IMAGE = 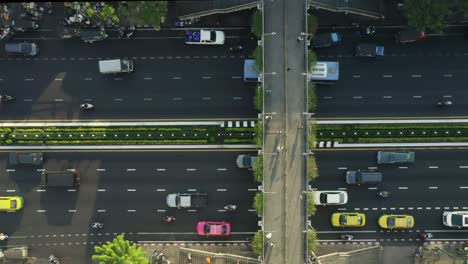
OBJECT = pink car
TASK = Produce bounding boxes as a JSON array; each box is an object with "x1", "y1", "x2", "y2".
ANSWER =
[{"x1": 197, "y1": 221, "x2": 231, "y2": 236}]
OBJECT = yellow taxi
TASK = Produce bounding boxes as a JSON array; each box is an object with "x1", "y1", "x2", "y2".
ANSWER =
[
  {"x1": 331, "y1": 212, "x2": 366, "y2": 227},
  {"x1": 378, "y1": 214, "x2": 414, "y2": 229},
  {"x1": 0, "y1": 196, "x2": 24, "y2": 211}
]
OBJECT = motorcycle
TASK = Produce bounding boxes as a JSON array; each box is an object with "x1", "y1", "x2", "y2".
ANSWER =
[
  {"x1": 224, "y1": 204, "x2": 238, "y2": 211},
  {"x1": 80, "y1": 103, "x2": 94, "y2": 110},
  {"x1": 420, "y1": 232, "x2": 433, "y2": 239}
]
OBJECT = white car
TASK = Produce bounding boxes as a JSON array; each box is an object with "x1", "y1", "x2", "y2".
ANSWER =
[
  {"x1": 185, "y1": 30, "x2": 225, "y2": 45},
  {"x1": 313, "y1": 190, "x2": 348, "y2": 205},
  {"x1": 443, "y1": 211, "x2": 468, "y2": 228}
]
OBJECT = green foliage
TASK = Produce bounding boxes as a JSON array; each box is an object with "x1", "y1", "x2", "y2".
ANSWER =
[
  {"x1": 251, "y1": 10, "x2": 263, "y2": 38},
  {"x1": 308, "y1": 82, "x2": 317, "y2": 112},
  {"x1": 253, "y1": 46, "x2": 263, "y2": 72},
  {"x1": 5, "y1": 139, "x2": 12, "y2": 145},
  {"x1": 404, "y1": 0, "x2": 451, "y2": 32},
  {"x1": 307, "y1": 14, "x2": 318, "y2": 35},
  {"x1": 307, "y1": 192, "x2": 317, "y2": 216},
  {"x1": 253, "y1": 192, "x2": 263, "y2": 216},
  {"x1": 308, "y1": 228, "x2": 318, "y2": 252},
  {"x1": 309, "y1": 120, "x2": 317, "y2": 150},
  {"x1": 254, "y1": 120, "x2": 263, "y2": 147},
  {"x1": 92, "y1": 234, "x2": 149, "y2": 264},
  {"x1": 252, "y1": 155, "x2": 263, "y2": 183},
  {"x1": 252, "y1": 230, "x2": 263, "y2": 256},
  {"x1": 254, "y1": 84, "x2": 263, "y2": 112},
  {"x1": 120, "y1": 1, "x2": 167, "y2": 30},
  {"x1": 308, "y1": 156, "x2": 318, "y2": 182},
  {"x1": 307, "y1": 50, "x2": 317, "y2": 73}
]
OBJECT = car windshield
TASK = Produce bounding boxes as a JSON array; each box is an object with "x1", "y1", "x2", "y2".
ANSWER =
[
  {"x1": 339, "y1": 215, "x2": 347, "y2": 225},
  {"x1": 204, "y1": 224, "x2": 211, "y2": 234},
  {"x1": 10, "y1": 200, "x2": 16, "y2": 209},
  {"x1": 221, "y1": 225, "x2": 227, "y2": 234},
  {"x1": 319, "y1": 193, "x2": 328, "y2": 203},
  {"x1": 451, "y1": 215, "x2": 463, "y2": 226},
  {"x1": 387, "y1": 217, "x2": 395, "y2": 227},
  {"x1": 210, "y1": 31, "x2": 216, "y2": 41}
]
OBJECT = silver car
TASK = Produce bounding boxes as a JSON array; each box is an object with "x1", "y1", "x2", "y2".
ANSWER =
[
  {"x1": 236, "y1": 155, "x2": 257, "y2": 169},
  {"x1": 9, "y1": 152, "x2": 43, "y2": 165},
  {"x1": 377, "y1": 151, "x2": 415, "y2": 164}
]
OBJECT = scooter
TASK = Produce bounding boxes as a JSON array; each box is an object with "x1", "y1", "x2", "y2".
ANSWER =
[
  {"x1": 49, "y1": 254, "x2": 60, "y2": 264},
  {"x1": 0, "y1": 94, "x2": 14, "y2": 102},
  {"x1": 80, "y1": 103, "x2": 94, "y2": 110},
  {"x1": 376, "y1": 191, "x2": 390, "y2": 198},
  {"x1": 0, "y1": 233, "x2": 8, "y2": 240}
]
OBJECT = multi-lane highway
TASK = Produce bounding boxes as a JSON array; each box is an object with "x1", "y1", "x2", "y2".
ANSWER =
[
  {"x1": 0, "y1": 32, "x2": 258, "y2": 120},
  {"x1": 0, "y1": 151, "x2": 258, "y2": 262},
  {"x1": 315, "y1": 33, "x2": 468, "y2": 118},
  {"x1": 312, "y1": 149, "x2": 468, "y2": 243}
]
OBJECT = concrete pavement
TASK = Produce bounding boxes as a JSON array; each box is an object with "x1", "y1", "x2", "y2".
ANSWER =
[{"x1": 262, "y1": 0, "x2": 308, "y2": 263}]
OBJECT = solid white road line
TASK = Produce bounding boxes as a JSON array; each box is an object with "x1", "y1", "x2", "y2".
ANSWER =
[
  {"x1": 428, "y1": 166, "x2": 439, "y2": 169},
  {"x1": 428, "y1": 187, "x2": 438, "y2": 189}
]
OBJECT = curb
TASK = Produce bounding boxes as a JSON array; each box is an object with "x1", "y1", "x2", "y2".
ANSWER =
[
  {"x1": 139, "y1": 241, "x2": 250, "y2": 246},
  {"x1": 0, "y1": 145, "x2": 258, "y2": 150},
  {"x1": 316, "y1": 142, "x2": 468, "y2": 148}
]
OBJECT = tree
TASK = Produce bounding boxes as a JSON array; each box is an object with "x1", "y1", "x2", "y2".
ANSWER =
[
  {"x1": 307, "y1": 192, "x2": 317, "y2": 216},
  {"x1": 307, "y1": 14, "x2": 318, "y2": 35},
  {"x1": 253, "y1": 84, "x2": 263, "y2": 112},
  {"x1": 308, "y1": 155, "x2": 318, "y2": 181},
  {"x1": 404, "y1": 0, "x2": 451, "y2": 32},
  {"x1": 253, "y1": 192, "x2": 263, "y2": 216},
  {"x1": 252, "y1": 155, "x2": 263, "y2": 183},
  {"x1": 308, "y1": 228, "x2": 318, "y2": 252},
  {"x1": 92, "y1": 234, "x2": 149, "y2": 264},
  {"x1": 252, "y1": 230, "x2": 263, "y2": 256},
  {"x1": 254, "y1": 120, "x2": 263, "y2": 147},
  {"x1": 119, "y1": 1, "x2": 167, "y2": 30},
  {"x1": 253, "y1": 46, "x2": 263, "y2": 72},
  {"x1": 251, "y1": 10, "x2": 263, "y2": 38}
]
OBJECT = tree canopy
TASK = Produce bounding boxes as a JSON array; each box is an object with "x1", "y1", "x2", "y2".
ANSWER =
[{"x1": 92, "y1": 234, "x2": 149, "y2": 264}]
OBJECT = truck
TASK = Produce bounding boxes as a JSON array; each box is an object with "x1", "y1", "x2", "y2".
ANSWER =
[
  {"x1": 166, "y1": 193, "x2": 208, "y2": 208},
  {"x1": 310, "y1": 32, "x2": 341, "y2": 48},
  {"x1": 355, "y1": 43, "x2": 384, "y2": 58},
  {"x1": 185, "y1": 30, "x2": 225, "y2": 45},
  {"x1": 98, "y1": 59, "x2": 133, "y2": 74}
]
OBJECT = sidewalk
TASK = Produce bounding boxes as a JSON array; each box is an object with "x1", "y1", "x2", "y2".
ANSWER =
[{"x1": 139, "y1": 243, "x2": 259, "y2": 264}]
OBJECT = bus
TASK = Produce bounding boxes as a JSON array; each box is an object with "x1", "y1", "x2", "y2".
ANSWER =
[{"x1": 309, "y1": 61, "x2": 339, "y2": 84}]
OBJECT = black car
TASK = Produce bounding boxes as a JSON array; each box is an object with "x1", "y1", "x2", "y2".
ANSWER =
[{"x1": 9, "y1": 152, "x2": 43, "y2": 165}]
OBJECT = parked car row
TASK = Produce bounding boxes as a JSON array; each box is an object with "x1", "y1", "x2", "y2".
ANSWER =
[{"x1": 331, "y1": 211, "x2": 468, "y2": 228}]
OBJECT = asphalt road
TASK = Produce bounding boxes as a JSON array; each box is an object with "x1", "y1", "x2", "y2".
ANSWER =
[
  {"x1": 0, "y1": 31, "x2": 258, "y2": 120},
  {"x1": 311, "y1": 149, "x2": 468, "y2": 244},
  {"x1": 0, "y1": 151, "x2": 258, "y2": 263},
  {"x1": 314, "y1": 31, "x2": 468, "y2": 118}
]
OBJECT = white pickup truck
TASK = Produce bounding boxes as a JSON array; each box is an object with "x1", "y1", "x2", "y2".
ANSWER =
[
  {"x1": 185, "y1": 30, "x2": 225, "y2": 45},
  {"x1": 166, "y1": 193, "x2": 208, "y2": 209}
]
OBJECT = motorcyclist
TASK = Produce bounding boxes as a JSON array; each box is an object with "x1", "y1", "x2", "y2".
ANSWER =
[
  {"x1": 163, "y1": 216, "x2": 175, "y2": 223},
  {"x1": 436, "y1": 100, "x2": 452, "y2": 107},
  {"x1": 377, "y1": 191, "x2": 390, "y2": 197},
  {"x1": 90, "y1": 222, "x2": 103, "y2": 229},
  {"x1": 224, "y1": 204, "x2": 238, "y2": 211},
  {"x1": 0, "y1": 233, "x2": 8, "y2": 240},
  {"x1": 49, "y1": 254, "x2": 59, "y2": 264},
  {"x1": 420, "y1": 232, "x2": 433, "y2": 239},
  {"x1": 229, "y1": 45, "x2": 243, "y2": 52},
  {"x1": 80, "y1": 103, "x2": 94, "y2": 109},
  {"x1": 0, "y1": 94, "x2": 14, "y2": 102},
  {"x1": 340, "y1": 234, "x2": 353, "y2": 240}
]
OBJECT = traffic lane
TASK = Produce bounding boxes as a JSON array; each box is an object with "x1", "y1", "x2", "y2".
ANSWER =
[
  {"x1": 11, "y1": 31, "x2": 255, "y2": 58},
  {"x1": 316, "y1": 96, "x2": 468, "y2": 117},
  {"x1": 0, "y1": 55, "x2": 247, "y2": 77},
  {"x1": 0, "y1": 81, "x2": 256, "y2": 119},
  {"x1": 318, "y1": 75, "x2": 468, "y2": 97}
]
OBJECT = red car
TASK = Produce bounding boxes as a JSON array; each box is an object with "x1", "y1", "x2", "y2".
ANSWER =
[{"x1": 197, "y1": 221, "x2": 231, "y2": 236}]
